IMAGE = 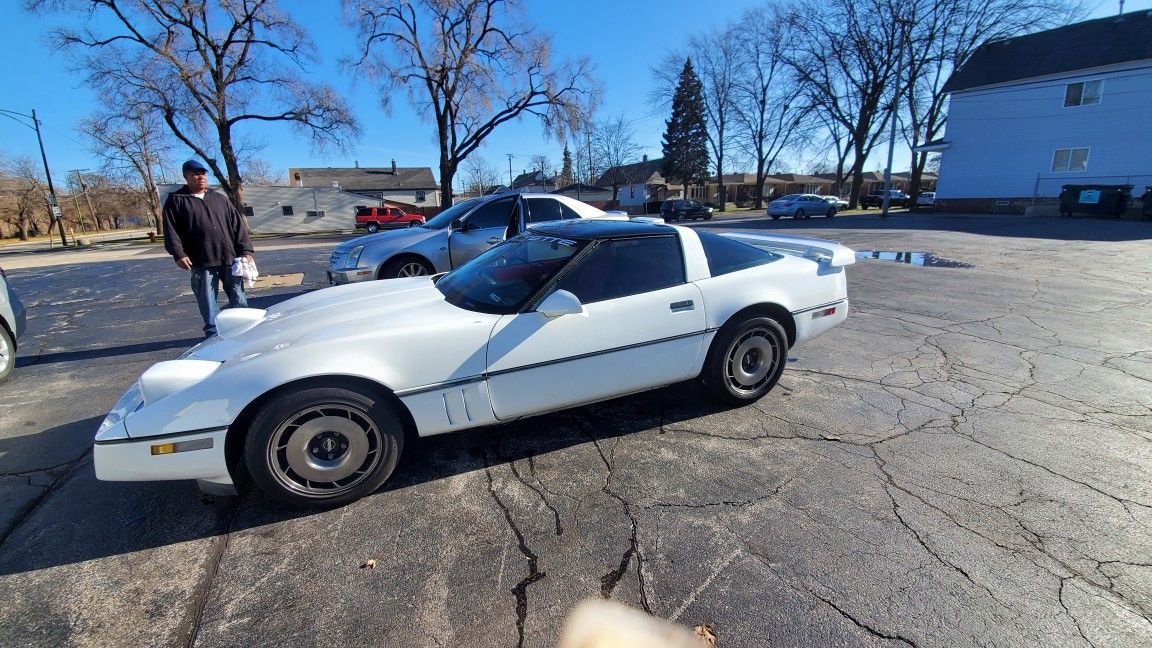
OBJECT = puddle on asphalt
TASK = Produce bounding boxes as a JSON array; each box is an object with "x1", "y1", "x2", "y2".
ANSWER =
[{"x1": 855, "y1": 250, "x2": 974, "y2": 268}]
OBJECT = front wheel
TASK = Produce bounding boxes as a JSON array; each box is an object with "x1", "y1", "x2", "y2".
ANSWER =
[
  {"x1": 366, "y1": 223, "x2": 379, "y2": 233},
  {"x1": 794, "y1": 209, "x2": 806, "y2": 219},
  {"x1": 701, "y1": 316, "x2": 789, "y2": 405},
  {"x1": 408, "y1": 220, "x2": 424, "y2": 228},
  {"x1": 244, "y1": 383, "x2": 404, "y2": 507},
  {"x1": 380, "y1": 256, "x2": 433, "y2": 279},
  {"x1": 826, "y1": 207, "x2": 836, "y2": 218},
  {"x1": 770, "y1": 214, "x2": 780, "y2": 220},
  {"x1": 0, "y1": 325, "x2": 14, "y2": 383}
]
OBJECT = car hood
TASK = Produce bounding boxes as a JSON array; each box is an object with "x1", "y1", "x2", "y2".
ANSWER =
[
  {"x1": 335, "y1": 226, "x2": 442, "y2": 252},
  {"x1": 186, "y1": 278, "x2": 462, "y2": 362}
]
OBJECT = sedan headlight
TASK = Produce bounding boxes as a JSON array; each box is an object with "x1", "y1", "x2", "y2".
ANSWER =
[
  {"x1": 139, "y1": 359, "x2": 222, "y2": 405},
  {"x1": 346, "y1": 245, "x2": 365, "y2": 268}
]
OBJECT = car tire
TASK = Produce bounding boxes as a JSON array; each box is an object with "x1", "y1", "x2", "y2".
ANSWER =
[
  {"x1": 701, "y1": 316, "x2": 789, "y2": 405},
  {"x1": 771, "y1": 214, "x2": 780, "y2": 220},
  {"x1": 408, "y1": 220, "x2": 424, "y2": 227},
  {"x1": 795, "y1": 209, "x2": 806, "y2": 219},
  {"x1": 366, "y1": 223, "x2": 379, "y2": 233},
  {"x1": 244, "y1": 382, "x2": 404, "y2": 507},
  {"x1": 704, "y1": 214, "x2": 713, "y2": 221},
  {"x1": 826, "y1": 207, "x2": 836, "y2": 218},
  {"x1": 380, "y1": 256, "x2": 433, "y2": 279},
  {"x1": 0, "y1": 325, "x2": 14, "y2": 383}
]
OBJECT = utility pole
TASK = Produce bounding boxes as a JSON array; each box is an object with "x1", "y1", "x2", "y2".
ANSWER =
[
  {"x1": 881, "y1": 19, "x2": 912, "y2": 220},
  {"x1": 506, "y1": 153, "x2": 514, "y2": 187}
]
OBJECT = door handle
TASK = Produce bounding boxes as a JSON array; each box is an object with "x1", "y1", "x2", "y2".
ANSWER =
[
  {"x1": 486, "y1": 237, "x2": 501, "y2": 244},
  {"x1": 670, "y1": 300, "x2": 694, "y2": 312}
]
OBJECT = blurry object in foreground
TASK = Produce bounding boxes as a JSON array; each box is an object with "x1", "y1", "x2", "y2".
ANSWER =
[{"x1": 558, "y1": 599, "x2": 711, "y2": 648}]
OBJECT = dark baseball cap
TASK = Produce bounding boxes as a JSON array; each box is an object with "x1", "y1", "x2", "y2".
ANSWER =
[{"x1": 182, "y1": 159, "x2": 208, "y2": 173}]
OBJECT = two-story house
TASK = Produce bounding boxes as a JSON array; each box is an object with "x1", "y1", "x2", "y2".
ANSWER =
[{"x1": 932, "y1": 12, "x2": 1152, "y2": 213}]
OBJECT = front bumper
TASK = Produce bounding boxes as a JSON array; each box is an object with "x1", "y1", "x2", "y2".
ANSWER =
[
  {"x1": 327, "y1": 267, "x2": 376, "y2": 285},
  {"x1": 94, "y1": 419, "x2": 231, "y2": 484}
]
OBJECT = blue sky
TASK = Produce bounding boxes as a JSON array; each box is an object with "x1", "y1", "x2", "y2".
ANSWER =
[{"x1": 1, "y1": 0, "x2": 1145, "y2": 190}]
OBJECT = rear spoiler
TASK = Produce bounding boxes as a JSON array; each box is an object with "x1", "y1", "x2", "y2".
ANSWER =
[{"x1": 720, "y1": 232, "x2": 856, "y2": 267}]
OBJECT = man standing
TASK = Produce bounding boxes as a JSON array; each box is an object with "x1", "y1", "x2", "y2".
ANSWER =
[{"x1": 163, "y1": 159, "x2": 255, "y2": 337}]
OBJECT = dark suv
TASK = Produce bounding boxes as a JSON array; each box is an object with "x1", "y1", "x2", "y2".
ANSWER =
[{"x1": 659, "y1": 199, "x2": 714, "y2": 222}]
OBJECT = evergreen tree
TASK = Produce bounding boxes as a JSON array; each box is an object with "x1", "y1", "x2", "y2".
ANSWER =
[
  {"x1": 560, "y1": 146, "x2": 574, "y2": 187},
  {"x1": 661, "y1": 58, "x2": 710, "y2": 198}
]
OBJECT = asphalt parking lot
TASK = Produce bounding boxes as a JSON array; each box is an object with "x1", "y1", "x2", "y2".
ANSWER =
[{"x1": 1, "y1": 212, "x2": 1150, "y2": 647}]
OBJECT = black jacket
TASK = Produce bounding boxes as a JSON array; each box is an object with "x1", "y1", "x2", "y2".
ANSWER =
[{"x1": 163, "y1": 187, "x2": 254, "y2": 267}]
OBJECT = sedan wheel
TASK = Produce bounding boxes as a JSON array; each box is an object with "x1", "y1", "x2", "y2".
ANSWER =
[
  {"x1": 795, "y1": 208, "x2": 806, "y2": 219},
  {"x1": 381, "y1": 257, "x2": 433, "y2": 279},
  {"x1": 826, "y1": 207, "x2": 837, "y2": 218},
  {"x1": 770, "y1": 214, "x2": 780, "y2": 220},
  {"x1": 0, "y1": 325, "x2": 13, "y2": 383},
  {"x1": 245, "y1": 383, "x2": 403, "y2": 507},
  {"x1": 702, "y1": 316, "x2": 788, "y2": 405}
]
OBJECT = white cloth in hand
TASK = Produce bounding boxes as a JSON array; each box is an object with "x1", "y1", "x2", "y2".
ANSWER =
[{"x1": 231, "y1": 257, "x2": 259, "y2": 289}]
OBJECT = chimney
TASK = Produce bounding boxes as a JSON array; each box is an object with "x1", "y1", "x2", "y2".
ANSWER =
[
  {"x1": 391, "y1": 159, "x2": 397, "y2": 174},
  {"x1": 642, "y1": 154, "x2": 648, "y2": 162},
  {"x1": 355, "y1": 160, "x2": 359, "y2": 168}
]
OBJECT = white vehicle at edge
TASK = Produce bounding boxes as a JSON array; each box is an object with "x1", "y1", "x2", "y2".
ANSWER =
[
  {"x1": 95, "y1": 220, "x2": 855, "y2": 507},
  {"x1": 327, "y1": 192, "x2": 610, "y2": 284}
]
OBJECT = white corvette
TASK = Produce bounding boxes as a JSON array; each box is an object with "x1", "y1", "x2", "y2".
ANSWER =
[{"x1": 95, "y1": 219, "x2": 855, "y2": 506}]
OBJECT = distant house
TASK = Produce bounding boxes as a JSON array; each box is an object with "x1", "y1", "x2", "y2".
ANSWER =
[
  {"x1": 287, "y1": 161, "x2": 441, "y2": 208},
  {"x1": 552, "y1": 183, "x2": 613, "y2": 203},
  {"x1": 510, "y1": 170, "x2": 557, "y2": 193},
  {"x1": 932, "y1": 12, "x2": 1152, "y2": 213},
  {"x1": 594, "y1": 158, "x2": 670, "y2": 207},
  {"x1": 158, "y1": 185, "x2": 379, "y2": 234}
]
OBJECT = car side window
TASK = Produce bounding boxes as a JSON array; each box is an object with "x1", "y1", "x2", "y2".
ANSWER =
[
  {"x1": 555, "y1": 236, "x2": 684, "y2": 304},
  {"x1": 525, "y1": 198, "x2": 564, "y2": 223},
  {"x1": 464, "y1": 197, "x2": 515, "y2": 231}
]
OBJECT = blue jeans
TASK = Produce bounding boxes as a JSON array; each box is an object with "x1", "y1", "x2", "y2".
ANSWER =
[{"x1": 191, "y1": 265, "x2": 247, "y2": 336}]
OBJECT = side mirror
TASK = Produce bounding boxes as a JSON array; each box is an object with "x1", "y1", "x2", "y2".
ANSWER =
[
  {"x1": 450, "y1": 218, "x2": 465, "y2": 231},
  {"x1": 536, "y1": 289, "x2": 583, "y2": 318}
]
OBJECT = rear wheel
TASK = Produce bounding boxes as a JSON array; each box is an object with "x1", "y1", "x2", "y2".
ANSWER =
[
  {"x1": 0, "y1": 325, "x2": 14, "y2": 383},
  {"x1": 771, "y1": 214, "x2": 780, "y2": 220},
  {"x1": 244, "y1": 383, "x2": 404, "y2": 507},
  {"x1": 701, "y1": 316, "x2": 789, "y2": 405},
  {"x1": 795, "y1": 208, "x2": 806, "y2": 219},
  {"x1": 408, "y1": 220, "x2": 424, "y2": 227},
  {"x1": 366, "y1": 223, "x2": 379, "y2": 233},
  {"x1": 380, "y1": 256, "x2": 433, "y2": 279}
]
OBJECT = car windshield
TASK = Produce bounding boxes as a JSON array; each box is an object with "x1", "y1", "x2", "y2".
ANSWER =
[
  {"x1": 422, "y1": 198, "x2": 483, "y2": 229},
  {"x1": 436, "y1": 233, "x2": 587, "y2": 314}
]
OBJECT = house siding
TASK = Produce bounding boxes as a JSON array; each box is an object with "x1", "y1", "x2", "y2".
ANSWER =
[{"x1": 937, "y1": 62, "x2": 1152, "y2": 205}]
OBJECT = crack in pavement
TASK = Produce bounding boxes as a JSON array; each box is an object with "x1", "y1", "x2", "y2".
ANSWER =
[
  {"x1": 482, "y1": 452, "x2": 545, "y2": 648},
  {"x1": 0, "y1": 448, "x2": 92, "y2": 549},
  {"x1": 183, "y1": 498, "x2": 242, "y2": 648}
]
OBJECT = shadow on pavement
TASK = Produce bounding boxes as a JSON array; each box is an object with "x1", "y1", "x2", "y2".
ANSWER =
[{"x1": 0, "y1": 382, "x2": 726, "y2": 576}]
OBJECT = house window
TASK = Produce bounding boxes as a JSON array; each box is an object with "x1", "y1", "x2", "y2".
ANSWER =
[
  {"x1": 1064, "y1": 80, "x2": 1102, "y2": 107},
  {"x1": 281, "y1": 205, "x2": 294, "y2": 215},
  {"x1": 1052, "y1": 148, "x2": 1090, "y2": 172},
  {"x1": 242, "y1": 206, "x2": 254, "y2": 217},
  {"x1": 414, "y1": 191, "x2": 426, "y2": 203}
]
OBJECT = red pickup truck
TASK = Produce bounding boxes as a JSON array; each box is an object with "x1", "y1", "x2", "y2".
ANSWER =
[{"x1": 355, "y1": 206, "x2": 426, "y2": 233}]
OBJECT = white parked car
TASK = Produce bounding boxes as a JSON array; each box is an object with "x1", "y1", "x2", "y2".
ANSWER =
[
  {"x1": 767, "y1": 194, "x2": 838, "y2": 219},
  {"x1": 916, "y1": 192, "x2": 936, "y2": 209},
  {"x1": 95, "y1": 220, "x2": 855, "y2": 507},
  {"x1": 819, "y1": 195, "x2": 849, "y2": 211},
  {"x1": 328, "y1": 192, "x2": 608, "y2": 283},
  {"x1": 0, "y1": 266, "x2": 27, "y2": 382}
]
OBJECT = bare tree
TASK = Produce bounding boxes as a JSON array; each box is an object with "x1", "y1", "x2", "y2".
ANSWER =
[
  {"x1": 529, "y1": 155, "x2": 554, "y2": 189},
  {"x1": 34, "y1": 0, "x2": 358, "y2": 208},
  {"x1": 80, "y1": 107, "x2": 173, "y2": 231},
  {"x1": 242, "y1": 159, "x2": 287, "y2": 186},
  {"x1": 0, "y1": 155, "x2": 51, "y2": 240},
  {"x1": 463, "y1": 155, "x2": 501, "y2": 196},
  {"x1": 591, "y1": 115, "x2": 642, "y2": 201},
  {"x1": 784, "y1": 0, "x2": 904, "y2": 208},
  {"x1": 731, "y1": 6, "x2": 809, "y2": 208},
  {"x1": 347, "y1": 0, "x2": 597, "y2": 207}
]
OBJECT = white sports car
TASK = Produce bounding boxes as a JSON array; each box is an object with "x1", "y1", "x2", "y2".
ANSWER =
[{"x1": 95, "y1": 220, "x2": 855, "y2": 507}]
